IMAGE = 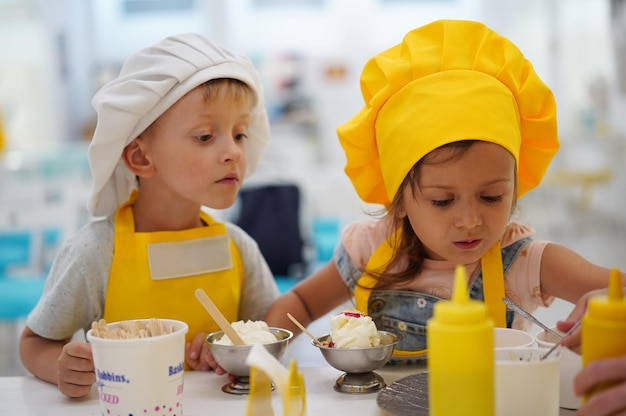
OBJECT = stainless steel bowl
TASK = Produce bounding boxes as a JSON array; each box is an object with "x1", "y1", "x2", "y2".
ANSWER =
[
  {"x1": 206, "y1": 327, "x2": 293, "y2": 377},
  {"x1": 314, "y1": 331, "x2": 400, "y2": 373}
]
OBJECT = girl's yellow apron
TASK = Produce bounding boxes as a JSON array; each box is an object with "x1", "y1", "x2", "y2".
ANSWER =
[{"x1": 103, "y1": 195, "x2": 245, "y2": 350}]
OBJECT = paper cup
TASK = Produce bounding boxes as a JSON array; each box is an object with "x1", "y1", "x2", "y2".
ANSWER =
[
  {"x1": 87, "y1": 319, "x2": 189, "y2": 416},
  {"x1": 495, "y1": 347, "x2": 560, "y2": 416},
  {"x1": 535, "y1": 327, "x2": 583, "y2": 410},
  {"x1": 494, "y1": 327, "x2": 534, "y2": 349}
]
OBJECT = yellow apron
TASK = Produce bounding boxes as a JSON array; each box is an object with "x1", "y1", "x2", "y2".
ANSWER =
[
  {"x1": 354, "y1": 227, "x2": 506, "y2": 357},
  {"x1": 0, "y1": 109, "x2": 6, "y2": 154},
  {"x1": 104, "y1": 194, "x2": 245, "y2": 348}
]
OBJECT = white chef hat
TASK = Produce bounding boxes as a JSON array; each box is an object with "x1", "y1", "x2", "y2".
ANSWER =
[{"x1": 87, "y1": 33, "x2": 270, "y2": 217}]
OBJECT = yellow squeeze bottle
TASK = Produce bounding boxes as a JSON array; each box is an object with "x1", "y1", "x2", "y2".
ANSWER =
[
  {"x1": 582, "y1": 268, "x2": 626, "y2": 401},
  {"x1": 427, "y1": 264, "x2": 495, "y2": 416}
]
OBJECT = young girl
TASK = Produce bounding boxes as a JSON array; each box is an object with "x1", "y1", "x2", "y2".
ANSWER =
[
  {"x1": 265, "y1": 19, "x2": 625, "y2": 359},
  {"x1": 20, "y1": 33, "x2": 279, "y2": 397}
]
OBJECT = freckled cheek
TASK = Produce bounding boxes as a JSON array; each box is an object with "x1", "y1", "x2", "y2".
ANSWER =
[{"x1": 172, "y1": 160, "x2": 209, "y2": 183}]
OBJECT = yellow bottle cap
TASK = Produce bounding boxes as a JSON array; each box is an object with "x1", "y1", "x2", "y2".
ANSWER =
[
  {"x1": 434, "y1": 264, "x2": 489, "y2": 323},
  {"x1": 588, "y1": 268, "x2": 626, "y2": 320}
]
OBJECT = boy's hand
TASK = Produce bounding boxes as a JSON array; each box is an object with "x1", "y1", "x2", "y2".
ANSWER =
[
  {"x1": 185, "y1": 332, "x2": 213, "y2": 371},
  {"x1": 56, "y1": 341, "x2": 96, "y2": 398},
  {"x1": 185, "y1": 332, "x2": 228, "y2": 376},
  {"x1": 205, "y1": 351, "x2": 228, "y2": 376}
]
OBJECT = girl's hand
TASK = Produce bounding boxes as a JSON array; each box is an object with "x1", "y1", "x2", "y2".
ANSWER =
[
  {"x1": 557, "y1": 318, "x2": 583, "y2": 354},
  {"x1": 558, "y1": 288, "x2": 608, "y2": 354},
  {"x1": 574, "y1": 356, "x2": 626, "y2": 416},
  {"x1": 56, "y1": 341, "x2": 96, "y2": 398}
]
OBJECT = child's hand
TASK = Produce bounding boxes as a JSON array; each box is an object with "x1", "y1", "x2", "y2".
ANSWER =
[
  {"x1": 185, "y1": 332, "x2": 230, "y2": 376},
  {"x1": 574, "y1": 355, "x2": 626, "y2": 416},
  {"x1": 205, "y1": 350, "x2": 228, "y2": 376},
  {"x1": 557, "y1": 287, "x2": 607, "y2": 354},
  {"x1": 556, "y1": 318, "x2": 582, "y2": 354},
  {"x1": 56, "y1": 341, "x2": 96, "y2": 398},
  {"x1": 185, "y1": 332, "x2": 214, "y2": 371}
]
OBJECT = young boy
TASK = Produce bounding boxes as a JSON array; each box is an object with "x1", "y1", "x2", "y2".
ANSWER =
[{"x1": 19, "y1": 33, "x2": 279, "y2": 398}]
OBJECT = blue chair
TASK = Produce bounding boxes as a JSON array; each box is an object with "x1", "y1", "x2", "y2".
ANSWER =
[
  {"x1": 312, "y1": 217, "x2": 340, "y2": 264},
  {"x1": 275, "y1": 217, "x2": 341, "y2": 293},
  {"x1": 235, "y1": 184, "x2": 306, "y2": 294},
  {"x1": 303, "y1": 216, "x2": 341, "y2": 275},
  {"x1": 235, "y1": 184, "x2": 305, "y2": 277},
  {"x1": 0, "y1": 230, "x2": 47, "y2": 321}
]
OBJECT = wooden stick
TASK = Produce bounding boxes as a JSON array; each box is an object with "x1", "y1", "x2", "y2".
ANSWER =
[
  {"x1": 287, "y1": 313, "x2": 323, "y2": 346},
  {"x1": 194, "y1": 288, "x2": 245, "y2": 346}
]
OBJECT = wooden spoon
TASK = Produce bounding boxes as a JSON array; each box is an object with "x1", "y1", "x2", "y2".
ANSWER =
[
  {"x1": 194, "y1": 288, "x2": 245, "y2": 346},
  {"x1": 287, "y1": 313, "x2": 323, "y2": 346}
]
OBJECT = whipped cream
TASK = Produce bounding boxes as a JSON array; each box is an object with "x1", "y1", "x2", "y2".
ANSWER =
[
  {"x1": 329, "y1": 309, "x2": 381, "y2": 348},
  {"x1": 214, "y1": 320, "x2": 278, "y2": 345}
]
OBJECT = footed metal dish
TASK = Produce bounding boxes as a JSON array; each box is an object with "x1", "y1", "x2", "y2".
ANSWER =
[
  {"x1": 206, "y1": 327, "x2": 293, "y2": 395},
  {"x1": 313, "y1": 330, "x2": 400, "y2": 394}
]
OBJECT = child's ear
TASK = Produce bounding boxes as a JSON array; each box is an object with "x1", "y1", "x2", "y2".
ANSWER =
[{"x1": 122, "y1": 137, "x2": 155, "y2": 177}]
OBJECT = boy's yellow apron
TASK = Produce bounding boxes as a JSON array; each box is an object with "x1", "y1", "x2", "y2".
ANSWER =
[
  {"x1": 104, "y1": 195, "x2": 245, "y2": 352},
  {"x1": 354, "y1": 227, "x2": 506, "y2": 357},
  {"x1": 0, "y1": 109, "x2": 6, "y2": 154}
]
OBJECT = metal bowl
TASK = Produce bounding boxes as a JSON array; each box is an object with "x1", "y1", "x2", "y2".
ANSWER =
[
  {"x1": 314, "y1": 331, "x2": 400, "y2": 373},
  {"x1": 206, "y1": 327, "x2": 293, "y2": 377}
]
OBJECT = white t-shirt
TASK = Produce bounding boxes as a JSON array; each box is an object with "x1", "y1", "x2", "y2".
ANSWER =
[{"x1": 26, "y1": 216, "x2": 279, "y2": 340}]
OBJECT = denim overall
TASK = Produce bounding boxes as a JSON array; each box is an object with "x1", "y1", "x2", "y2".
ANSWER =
[{"x1": 337, "y1": 237, "x2": 530, "y2": 361}]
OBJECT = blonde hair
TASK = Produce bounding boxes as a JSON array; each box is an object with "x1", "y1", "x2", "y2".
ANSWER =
[
  {"x1": 143, "y1": 78, "x2": 257, "y2": 135},
  {"x1": 200, "y1": 78, "x2": 257, "y2": 108}
]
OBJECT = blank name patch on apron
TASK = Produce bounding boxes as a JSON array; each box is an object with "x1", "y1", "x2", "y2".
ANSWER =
[{"x1": 147, "y1": 235, "x2": 233, "y2": 280}]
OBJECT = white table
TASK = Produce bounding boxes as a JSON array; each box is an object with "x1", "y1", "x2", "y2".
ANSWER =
[{"x1": 0, "y1": 366, "x2": 576, "y2": 415}]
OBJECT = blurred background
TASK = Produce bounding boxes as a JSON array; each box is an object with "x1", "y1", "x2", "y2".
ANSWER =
[{"x1": 1, "y1": 0, "x2": 625, "y2": 375}]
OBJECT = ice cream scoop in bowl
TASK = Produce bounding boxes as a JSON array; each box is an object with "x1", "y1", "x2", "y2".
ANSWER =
[
  {"x1": 314, "y1": 331, "x2": 401, "y2": 394},
  {"x1": 206, "y1": 327, "x2": 293, "y2": 395}
]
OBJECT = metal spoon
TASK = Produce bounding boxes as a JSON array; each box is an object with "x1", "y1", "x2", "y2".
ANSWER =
[
  {"x1": 540, "y1": 319, "x2": 582, "y2": 360},
  {"x1": 502, "y1": 297, "x2": 563, "y2": 340}
]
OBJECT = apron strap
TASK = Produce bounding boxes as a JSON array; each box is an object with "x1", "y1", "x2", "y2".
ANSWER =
[
  {"x1": 480, "y1": 241, "x2": 507, "y2": 327},
  {"x1": 357, "y1": 229, "x2": 507, "y2": 326},
  {"x1": 354, "y1": 227, "x2": 402, "y2": 313}
]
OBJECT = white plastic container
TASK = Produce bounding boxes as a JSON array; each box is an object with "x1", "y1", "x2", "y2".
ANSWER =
[
  {"x1": 87, "y1": 318, "x2": 188, "y2": 416},
  {"x1": 535, "y1": 327, "x2": 583, "y2": 410},
  {"x1": 494, "y1": 327, "x2": 534, "y2": 349},
  {"x1": 495, "y1": 347, "x2": 560, "y2": 416}
]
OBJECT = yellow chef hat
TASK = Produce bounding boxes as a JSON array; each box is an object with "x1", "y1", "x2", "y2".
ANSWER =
[{"x1": 337, "y1": 19, "x2": 559, "y2": 205}]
